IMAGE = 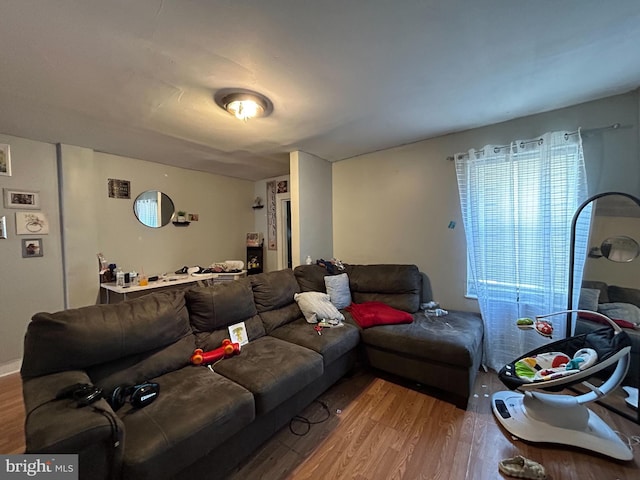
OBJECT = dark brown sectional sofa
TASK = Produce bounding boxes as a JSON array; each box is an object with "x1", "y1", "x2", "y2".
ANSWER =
[{"x1": 20, "y1": 264, "x2": 483, "y2": 479}]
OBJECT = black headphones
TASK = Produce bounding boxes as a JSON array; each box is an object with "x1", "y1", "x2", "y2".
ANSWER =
[
  {"x1": 56, "y1": 383, "x2": 103, "y2": 408},
  {"x1": 108, "y1": 382, "x2": 160, "y2": 411}
]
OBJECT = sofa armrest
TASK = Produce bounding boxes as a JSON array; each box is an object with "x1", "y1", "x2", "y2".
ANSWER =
[{"x1": 23, "y1": 370, "x2": 124, "y2": 478}]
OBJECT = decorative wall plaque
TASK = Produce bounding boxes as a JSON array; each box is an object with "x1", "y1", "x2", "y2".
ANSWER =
[
  {"x1": 266, "y1": 180, "x2": 277, "y2": 250},
  {"x1": 108, "y1": 179, "x2": 131, "y2": 199}
]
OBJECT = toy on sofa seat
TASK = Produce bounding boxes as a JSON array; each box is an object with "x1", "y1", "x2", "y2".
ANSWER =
[{"x1": 190, "y1": 339, "x2": 241, "y2": 365}]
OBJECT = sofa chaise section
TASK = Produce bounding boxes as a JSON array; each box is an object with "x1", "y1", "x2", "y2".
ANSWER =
[{"x1": 294, "y1": 264, "x2": 484, "y2": 407}]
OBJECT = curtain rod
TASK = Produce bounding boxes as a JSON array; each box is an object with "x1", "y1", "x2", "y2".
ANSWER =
[{"x1": 447, "y1": 123, "x2": 628, "y2": 161}]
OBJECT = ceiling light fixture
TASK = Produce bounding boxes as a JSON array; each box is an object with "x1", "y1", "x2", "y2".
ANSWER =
[{"x1": 215, "y1": 89, "x2": 273, "y2": 121}]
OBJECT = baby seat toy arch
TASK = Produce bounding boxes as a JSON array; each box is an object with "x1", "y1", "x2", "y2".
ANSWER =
[{"x1": 491, "y1": 310, "x2": 633, "y2": 461}]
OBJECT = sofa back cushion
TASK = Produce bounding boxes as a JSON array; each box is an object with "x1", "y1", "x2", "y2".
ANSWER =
[
  {"x1": 186, "y1": 278, "x2": 266, "y2": 349},
  {"x1": 608, "y1": 285, "x2": 640, "y2": 308},
  {"x1": 294, "y1": 265, "x2": 333, "y2": 293},
  {"x1": 251, "y1": 269, "x2": 300, "y2": 312},
  {"x1": 186, "y1": 279, "x2": 259, "y2": 333},
  {"x1": 348, "y1": 264, "x2": 422, "y2": 313},
  {"x1": 21, "y1": 291, "x2": 192, "y2": 379},
  {"x1": 250, "y1": 269, "x2": 305, "y2": 333}
]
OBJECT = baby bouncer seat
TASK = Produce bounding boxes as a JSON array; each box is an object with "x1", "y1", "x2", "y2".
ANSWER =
[{"x1": 491, "y1": 310, "x2": 634, "y2": 460}]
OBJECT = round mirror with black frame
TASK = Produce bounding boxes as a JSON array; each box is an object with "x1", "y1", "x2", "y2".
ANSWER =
[
  {"x1": 133, "y1": 190, "x2": 175, "y2": 228},
  {"x1": 568, "y1": 191, "x2": 640, "y2": 424}
]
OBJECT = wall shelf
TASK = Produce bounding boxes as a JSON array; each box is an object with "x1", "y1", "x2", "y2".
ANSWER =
[{"x1": 172, "y1": 221, "x2": 190, "y2": 227}]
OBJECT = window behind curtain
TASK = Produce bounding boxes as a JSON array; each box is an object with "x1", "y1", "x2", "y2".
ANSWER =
[{"x1": 456, "y1": 131, "x2": 588, "y2": 371}]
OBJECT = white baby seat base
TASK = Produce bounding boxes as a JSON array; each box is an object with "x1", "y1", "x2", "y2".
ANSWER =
[{"x1": 492, "y1": 310, "x2": 634, "y2": 461}]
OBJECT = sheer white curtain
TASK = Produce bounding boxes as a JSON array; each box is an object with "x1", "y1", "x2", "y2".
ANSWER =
[
  {"x1": 455, "y1": 130, "x2": 588, "y2": 372},
  {"x1": 136, "y1": 198, "x2": 159, "y2": 228}
]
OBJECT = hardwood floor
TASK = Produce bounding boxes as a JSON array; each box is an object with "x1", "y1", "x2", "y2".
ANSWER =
[
  {"x1": 2, "y1": 370, "x2": 639, "y2": 479},
  {"x1": 0, "y1": 372, "x2": 26, "y2": 454}
]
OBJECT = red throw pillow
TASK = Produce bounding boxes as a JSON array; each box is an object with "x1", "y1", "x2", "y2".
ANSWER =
[
  {"x1": 579, "y1": 311, "x2": 636, "y2": 330},
  {"x1": 345, "y1": 301, "x2": 413, "y2": 329}
]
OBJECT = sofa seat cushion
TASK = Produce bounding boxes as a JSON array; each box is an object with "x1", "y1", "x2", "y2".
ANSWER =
[
  {"x1": 121, "y1": 366, "x2": 254, "y2": 480},
  {"x1": 213, "y1": 336, "x2": 323, "y2": 415},
  {"x1": 269, "y1": 318, "x2": 360, "y2": 366},
  {"x1": 359, "y1": 310, "x2": 483, "y2": 368}
]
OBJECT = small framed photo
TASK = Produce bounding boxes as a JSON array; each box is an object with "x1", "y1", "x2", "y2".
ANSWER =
[
  {"x1": 0, "y1": 144, "x2": 10, "y2": 176},
  {"x1": 22, "y1": 238, "x2": 43, "y2": 258},
  {"x1": 3, "y1": 188, "x2": 40, "y2": 209},
  {"x1": 0, "y1": 216, "x2": 6, "y2": 239},
  {"x1": 16, "y1": 211, "x2": 49, "y2": 235}
]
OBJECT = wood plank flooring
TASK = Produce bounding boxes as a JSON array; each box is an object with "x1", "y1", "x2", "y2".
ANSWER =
[{"x1": 2, "y1": 369, "x2": 639, "y2": 479}]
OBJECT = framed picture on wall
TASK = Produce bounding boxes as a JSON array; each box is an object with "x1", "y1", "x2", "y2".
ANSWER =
[
  {"x1": 15, "y1": 211, "x2": 49, "y2": 235},
  {"x1": 3, "y1": 188, "x2": 40, "y2": 209},
  {"x1": 0, "y1": 216, "x2": 6, "y2": 239},
  {"x1": 0, "y1": 144, "x2": 10, "y2": 176},
  {"x1": 21, "y1": 238, "x2": 43, "y2": 258}
]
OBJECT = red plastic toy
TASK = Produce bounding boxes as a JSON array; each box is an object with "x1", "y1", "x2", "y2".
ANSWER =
[{"x1": 190, "y1": 339, "x2": 241, "y2": 365}]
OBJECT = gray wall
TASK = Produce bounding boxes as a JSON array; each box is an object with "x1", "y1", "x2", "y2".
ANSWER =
[
  {"x1": 291, "y1": 151, "x2": 333, "y2": 266},
  {"x1": 333, "y1": 90, "x2": 639, "y2": 312},
  {"x1": 0, "y1": 134, "x2": 65, "y2": 374},
  {"x1": 60, "y1": 147, "x2": 255, "y2": 307}
]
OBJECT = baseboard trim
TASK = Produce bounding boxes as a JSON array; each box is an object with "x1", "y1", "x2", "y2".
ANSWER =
[{"x1": 0, "y1": 359, "x2": 22, "y2": 377}]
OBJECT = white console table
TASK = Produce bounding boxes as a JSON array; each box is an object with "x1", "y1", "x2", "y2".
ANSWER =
[{"x1": 100, "y1": 271, "x2": 247, "y2": 304}]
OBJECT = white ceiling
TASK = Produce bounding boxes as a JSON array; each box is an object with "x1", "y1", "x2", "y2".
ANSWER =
[{"x1": 0, "y1": 1, "x2": 639, "y2": 181}]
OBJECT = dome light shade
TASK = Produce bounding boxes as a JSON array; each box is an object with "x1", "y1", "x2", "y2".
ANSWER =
[{"x1": 215, "y1": 90, "x2": 272, "y2": 121}]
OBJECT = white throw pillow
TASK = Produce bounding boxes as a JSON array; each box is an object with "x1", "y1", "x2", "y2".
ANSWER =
[
  {"x1": 324, "y1": 273, "x2": 352, "y2": 309},
  {"x1": 294, "y1": 291, "x2": 345, "y2": 324},
  {"x1": 597, "y1": 302, "x2": 640, "y2": 326}
]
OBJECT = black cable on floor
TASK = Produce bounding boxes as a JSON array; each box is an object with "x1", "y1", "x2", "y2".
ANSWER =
[{"x1": 289, "y1": 400, "x2": 331, "y2": 436}]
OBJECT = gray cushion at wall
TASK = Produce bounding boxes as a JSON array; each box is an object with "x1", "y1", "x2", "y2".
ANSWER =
[
  {"x1": 186, "y1": 279, "x2": 258, "y2": 332},
  {"x1": 250, "y1": 269, "x2": 300, "y2": 312},
  {"x1": 608, "y1": 285, "x2": 640, "y2": 308},
  {"x1": 121, "y1": 367, "x2": 255, "y2": 480},
  {"x1": 21, "y1": 291, "x2": 191, "y2": 379},
  {"x1": 349, "y1": 264, "x2": 422, "y2": 313}
]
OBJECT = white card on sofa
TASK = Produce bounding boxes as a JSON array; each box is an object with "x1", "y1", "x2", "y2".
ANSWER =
[{"x1": 228, "y1": 321, "x2": 249, "y2": 345}]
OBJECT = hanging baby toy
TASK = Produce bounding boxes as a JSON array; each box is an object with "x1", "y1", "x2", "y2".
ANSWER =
[{"x1": 516, "y1": 317, "x2": 553, "y2": 338}]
